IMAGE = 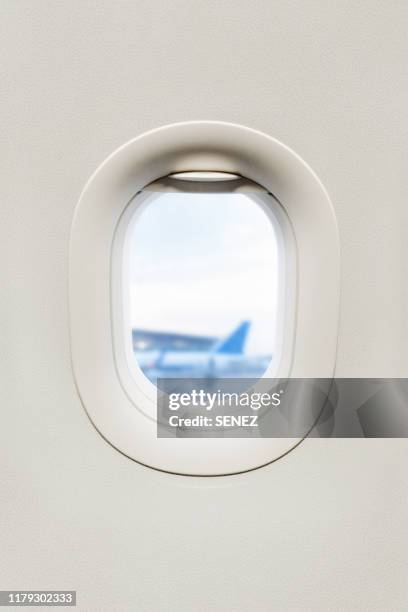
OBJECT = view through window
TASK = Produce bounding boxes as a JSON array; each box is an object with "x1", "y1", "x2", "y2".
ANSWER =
[{"x1": 125, "y1": 190, "x2": 282, "y2": 385}]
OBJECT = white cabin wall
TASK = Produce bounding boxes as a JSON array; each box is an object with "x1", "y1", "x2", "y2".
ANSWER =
[{"x1": 1, "y1": 2, "x2": 407, "y2": 610}]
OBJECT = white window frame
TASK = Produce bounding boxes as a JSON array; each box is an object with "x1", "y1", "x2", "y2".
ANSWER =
[
  {"x1": 69, "y1": 121, "x2": 340, "y2": 476},
  {"x1": 111, "y1": 182, "x2": 295, "y2": 422}
]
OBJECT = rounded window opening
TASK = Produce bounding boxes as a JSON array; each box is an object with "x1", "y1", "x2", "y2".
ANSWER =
[{"x1": 117, "y1": 175, "x2": 290, "y2": 390}]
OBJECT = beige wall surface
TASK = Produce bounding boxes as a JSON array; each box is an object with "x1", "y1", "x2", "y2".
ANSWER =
[{"x1": 1, "y1": 2, "x2": 407, "y2": 610}]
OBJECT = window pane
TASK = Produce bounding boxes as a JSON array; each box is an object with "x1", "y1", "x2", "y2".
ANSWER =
[{"x1": 125, "y1": 190, "x2": 282, "y2": 385}]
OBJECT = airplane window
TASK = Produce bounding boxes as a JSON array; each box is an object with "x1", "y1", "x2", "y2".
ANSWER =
[{"x1": 123, "y1": 188, "x2": 283, "y2": 386}]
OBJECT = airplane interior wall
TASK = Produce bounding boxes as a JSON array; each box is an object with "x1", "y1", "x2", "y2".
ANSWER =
[{"x1": 1, "y1": 2, "x2": 408, "y2": 610}]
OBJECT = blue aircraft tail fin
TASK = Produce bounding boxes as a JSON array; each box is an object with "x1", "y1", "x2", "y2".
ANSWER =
[{"x1": 214, "y1": 321, "x2": 250, "y2": 354}]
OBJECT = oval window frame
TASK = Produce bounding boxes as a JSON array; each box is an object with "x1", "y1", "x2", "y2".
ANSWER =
[
  {"x1": 69, "y1": 121, "x2": 340, "y2": 476},
  {"x1": 111, "y1": 179, "x2": 296, "y2": 421}
]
